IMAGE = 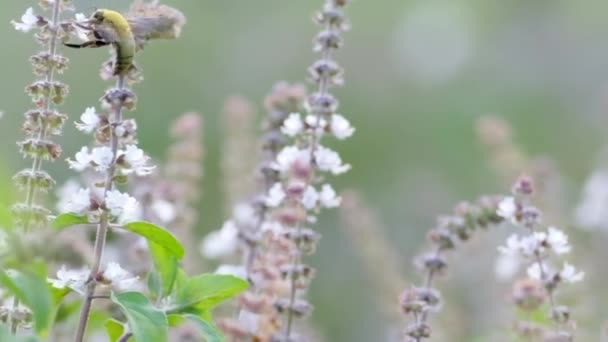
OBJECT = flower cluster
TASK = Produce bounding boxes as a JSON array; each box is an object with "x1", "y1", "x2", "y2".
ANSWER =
[
  {"x1": 401, "y1": 196, "x2": 504, "y2": 341},
  {"x1": 496, "y1": 176, "x2": 583, "y2": 340}
]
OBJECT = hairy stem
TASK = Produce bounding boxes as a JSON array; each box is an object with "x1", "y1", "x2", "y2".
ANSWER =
[{"x1": 73, "y1": 76, "x2": 125, "y2": 342}]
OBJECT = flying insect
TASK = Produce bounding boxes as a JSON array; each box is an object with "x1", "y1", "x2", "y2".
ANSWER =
[{"x1": 65, "y1": 1, "x2": 185, "y2": 76}]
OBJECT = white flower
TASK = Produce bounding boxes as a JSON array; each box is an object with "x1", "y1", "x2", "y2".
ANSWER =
[
  {"x1": 494, "y1": 253, "x2": 520, "y2": 281},
  {"x1": 281, "y1": 113, "x2": 304, "y2": 137},
  {"x1": 314, "y1": 146, "x2": 351, "y2": 175},
  {"x1": 497, "y1": 197, "x2": 517, "y2": 223},
  {"x1": 91, "y1": 147, "x2": 114, "y2": 172},
  {"x1": 545, "y1": 227, "x2": 571, "y2": 255},
  {"x1": 498, "y1": 234, "x2": 539, "y2": 258},
  {"x1": 301, "y1": 186, "x2": 319, "y2": 210},
  {"x1": 265, "y1": 183, "x2": 286, "y2": 207},
  {"x1": 201, "y1": 221, "x2": 238, "y2": 259},
  {"x1": 575, "y1": 171, "x2": 608, "y2": 230},
  {"x1": 215, "y1": 264, "x2": 246, "y2": 279},
  {"x1": 238, "y1": 310, "x2": 260, "y2": 333},
  {"x1": 305, "y1": 114, "x2": 328, "y2": 130},
  {"x1": 261, "y1": 220, "x2": 284, "y2": 234},
  {"x1": 73, "y1": 13, "x2": 91, "y2": 41},
  {"x1": 122, "y1": 145, "x2": 155, "y2": 176},
  {"x1": 67, "y1": 146, "x2": 92, "y2": 171},
  {"x1": 319, "y1": 184, "x2": 341, "y2": 208},
  {"x1": 498, "y1": 234, "x2": 523, "y2": 255},
  {"x1": 559, "y1": 262, "x2": 584, "y2": 283},
  {"x1": 56, "y1": 180, "x2": 81, "y2": 212},
  {"x1": 103, "y1": 262, "x2": 140, "y2": 291},
  {"x1": 49, "y1": 265, "x2": 89, "y2": 295},
  {"x1": 526, "y1": 262, "x2": 548, "y2": 281},
  {"x1": 151, "y1": 200, "x2": 176, "y2": 223},
  {"x1": 233, "y1": 203, "x2": 256, "y2": 227},
  {"x1": 62, "y1": 187, "x2": 91, "y2": 215},
  {"x1": 272, "y1": 146, "x2": 310, "y2": 173},
  {"x1": 105, "y1": 190, "x2": 140, "y2": 223},
  {"x1": 330, "y1": 114, "x2": 355, "y2": 139},
  {"x1": 75, "y1": 107, "x2": 100, "y2": 133},
  {"x1": 12, "y1": 8, "x2": 38, "y2": 32}
]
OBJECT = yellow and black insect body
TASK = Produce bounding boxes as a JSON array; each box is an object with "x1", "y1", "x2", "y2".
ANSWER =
[{"x1": 65, "y1": 1, "x2": 185, "y2": 76}]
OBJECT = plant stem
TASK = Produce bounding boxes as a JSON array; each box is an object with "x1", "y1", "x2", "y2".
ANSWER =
[{"x1": 73, "y1": 76, "x2": 125, "y2": 342}]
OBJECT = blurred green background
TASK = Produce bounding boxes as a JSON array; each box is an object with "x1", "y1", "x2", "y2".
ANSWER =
[{"x1": 3, "y1": 0, "x2": 608, "y2": 341}]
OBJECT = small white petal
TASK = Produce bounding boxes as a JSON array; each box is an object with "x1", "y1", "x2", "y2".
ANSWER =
[
  {"x1": 497, "y1": 197, "x2": 517, "y2": 222},
  {"x1": 301, "y1": 186, "x2": 319, "y2": 210},
  {"x1": 11, "y1": 8, "x2": 38, "y2": 33},
  {"x1": 265, "y1": 183, "x2": 286, "y2": 207},
  {"x1": 560, "y1": 262, "x2": 584, "y2": 283},
  {"x1": 215, "y1": 264, "x2": 246, "y2": 279},
  {"x1": 546, "y1": 227, "x2": 571, "y2": 255},
  {"x1": 330, "y1": 114, "x2": 355, "y2": 139},
  {"x1": 67, "y1": 146, "x2": 92, "y2": 171},
  {"x1": 91, "y1": 147, "x2": 114, "y2": 172},
  {"x1": 314, "y1": 146, "x2": 351, "y2": 175},
  {"x1": 103, "y1": 262, "x2": 140, "y2": 292},
  {"x1": 49, "y1": 265, "x2": 89, "y2": 295},
  {"x1": 75, "y1": 107, "x2": 100, "y2": 133},
  {"x1": 319, "y1": 184, "x2": 341, "y2": 208},
  {"x1": 281, "y1": 113, "x2": 304, "y2": 137},
  {"x1": 105, "y1": 190, "x2": 140, "y2": 223},
  {"x1": 201, "y1": 221, "x2": 239, "y2": 259}
]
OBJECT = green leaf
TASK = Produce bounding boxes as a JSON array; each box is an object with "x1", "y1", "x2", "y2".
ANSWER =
[
  {"x1": 172, "y1": 274, "x2": 247, "y2": 313},
  {"x1": 184, "y1": 314, "x2": 224, "y2": 342},
  {"x1": 0, "y1": 325, "x2": 41, "y2": 342},
  {"x1": 111, "y1": 291, "x2": 168, "y2": 342},
  {"x1": 148, "y1": 241, "x2": 178, "y2": 297},
  {"x1": 167, "y1": 314, "x2": 224, "y2": 342},
  {"x1": 0, "y1": 267, "x2": 52, "y2": 335},
  {"x1": 50, "y1": 213, "x2": 89, "y2": 230},
  {"x1": 105, "y1": 319, "x2": 126, "y2": 342},
  {"x1": 122, "y1": 221, "x2": 184, "y2": 259}
]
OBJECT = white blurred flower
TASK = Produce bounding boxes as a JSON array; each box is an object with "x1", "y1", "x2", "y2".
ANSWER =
[
  {"x1": 319, "y1": 184, "x2": 341, "y2": 208},
  {"x1": 201, "y1": 221, "x2": 238, "y2": 259},
  {"x1": 238, "y1": 310, "x2": 260, "y2": 334},
  {"x1": 73, "y1": 13, "x2": 91, "y2": 41},
  {"x1": 273, "y1": 146, "x2": 310, "y2": 173},
  {"x1": 12, "y1": 8, "x2": 38, "y2": 32},
  {"x1": 494, "y1": 253, "x2": 520, "y2": 281},
  {"x1": 105, "y1": 190, "x2": 140, "y2": 223},
  {"x1": 305, "y1": 114, "x2": 327, "y2": 129},
  {"x1": 75, "y1": 107, "x2": 100, "y2": 133},
  {"x1": 498, "y1": 234, "x2": 523, "y2": 255},
  {"x1": 282, "y1": 113, "x2": 304, "y2": 137},
  {"x1": 261, "y1": 220, "x2": 284, "y2": 234},
  {"x1": 151, "y1": 199, "x2": 176, "y2": 223},
  {"x1": 265, "y1": 183, "x2": 286, "y2": 207},
  {"x1": 526, "y1": 262, "x2": 548, "y2": 281},
  {"x1": 49, "y1": 265, "x2": 89, "y2": 295},
  {"x1": 215, "y1": 264, "x2": 246, "y2": 279},
  {"x1": 559, "y1": 262, "x2": 584, "y2": 283},
  {"x1": 103, "y1": 262, "x2": 140, "y2": 291},
  {"x1": 330, "y1": 114, "x2": 354, "y2": 139},
  {"x1": 67, "y1": 146, "x2": 92, "y2": 171},
  {"x1": 301, "y1": 186, "x2": 319, "y2": 210},
  {"x1": 91, "y1": 147, "x2": 114, "y2": 172},
  {"x1": 545, "y1": 227, "x2": 571, "y2": 255},
  {"x1": 122, "y1": 145, "x2": 155, "y2": 176},
  {"x1": 233, "y1": 202, "x2": 257, "y2": 227},
  {"x1": 56, "y1": 179, "x2": 81, "y2": 212},
  {"x1": 497, "y1": 197, "x2": 517, "y2": 223},
  {"x1": 314, "y1": 146, "x2": 350, "y2": 175},
  {"x1": 575, "y1": 171, "x2": 608, "y2": 230},
  {"x1": 62, "y1": 187, "x2": 91, "y2": 215}
]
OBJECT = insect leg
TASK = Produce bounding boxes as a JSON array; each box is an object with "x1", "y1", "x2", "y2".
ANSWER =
[{"x1": 64, "y1": 40, "x2": 110, "y2": 48}]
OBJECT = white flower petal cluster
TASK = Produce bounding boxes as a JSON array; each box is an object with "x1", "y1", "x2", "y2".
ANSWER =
[
  {"x1": 499, "y1": 227, "x2": 571, "y2": 258},
  {"x1": 201, "y1": 221, "x2": 239, "y2": 259},
  {"x1": 282, "y1": 113, "x2": 304, "y2": 137},
  {"x1": 49, "y1": 265, "x2": 90, "y2": 295},
  {"x1": 330, "y1": 114, "x2": 355, "y2": 139},
  {"x1": 12, "y1": 7, "x2": 38, "y2": 33},
  {"x1": 497, "y1": 196, "x2": 517, "y2": 223},
  {"x1": 67, "y1": 145, "x2": 154, "y2": 176},
  {"x1": 526, "y1": 262, "x2": 584, "y2": 284},
  {"x1": 265, "y1": 183, "x2": 286, "y2": 207},
  {"x1": 75, "y1": 107, "x2": 100, "y2": 133},
  {"x1": 314, "y1": 146, "x2": 351, "y2": 175},
  {"x1": 103, "y1": 262, "x2": 140, "y2": 291},
  {"x1": 105, "y1": 190, "x2": 141, "y2": 224},
  {"x1": 272, "y1": 146, "x2": 311, "y2": 174}
]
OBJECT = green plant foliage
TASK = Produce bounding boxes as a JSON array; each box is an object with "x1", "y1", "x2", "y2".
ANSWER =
[
  {"x1": 111, "y1": 291, "x2": 168, "y2": 342},
  {"x1": 50, "y1": 213, "x2": 89, "y2": 230},
  {"x1": 122, "y1": 221, "x2": 184, "y2": 259},
  {"x1": 170, "y1": 274, "x2": 248, "y2": 314},
  {"x1": 0, "y1": 265, "x2": 52, "y2": 336},
  {"x1": 105, "y1": 318, "x2": 126, "y2": 342},
  {"x1": 148, "y1": 241, "x2": 179, "y2": 297},
  {"x1": 168, "y1": 314, "x2": 224, "y2": 342},
  {"x1": 0, "y1": 325, "x2": 40, "y2": 342}
]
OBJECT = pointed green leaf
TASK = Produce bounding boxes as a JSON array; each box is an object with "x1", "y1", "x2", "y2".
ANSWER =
[
  {"x1": 122, "y1": 221, "x2": 184, "y2": 259},
  {"x1": 0, "y1": 267, "x2": 52, "y2": 336},
  {"x1": 148, "y1": 241, "x2": 178, "y2": 297},
  {"x1": 184, "y1": 314, "x2": 224, "y2": 342},
  {"x1": 171, "y1": 274, "x2": 247, "y2": 313},
  {"x1": 105, "y1": 319, "x2": 126, "y2": 342},
  {"x1": 51, "y1": 213, "x2": 89, "y2": 230},
  {"x1": 110, "y1": 291, "x2": 168, "y2": 342}
]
